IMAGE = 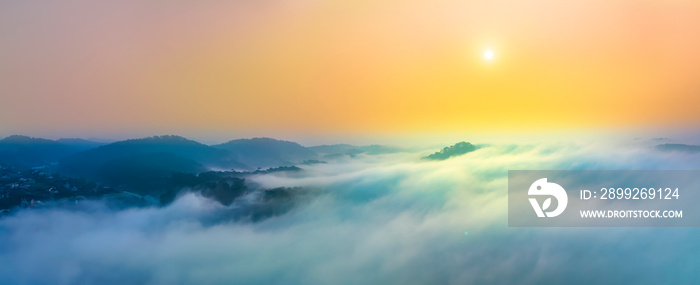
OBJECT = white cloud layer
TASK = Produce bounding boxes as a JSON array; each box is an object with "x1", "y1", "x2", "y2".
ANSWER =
[{"x1": 1, "y1": 141, "x2": 699, "y2": 284}]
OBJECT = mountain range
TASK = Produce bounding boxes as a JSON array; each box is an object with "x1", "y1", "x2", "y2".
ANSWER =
[
  {"x1": 212, "y1": 137, "x2": 318, "y2": 168},
  {"x1": 0, "y1": 135, "x2": 105, "y2": 167},
  {"x1": 0, "y1": 135, "x2": 405, "y2": 190},
  {"x1": 57, "y1": 136, "x2": 228, "y2": 187}
]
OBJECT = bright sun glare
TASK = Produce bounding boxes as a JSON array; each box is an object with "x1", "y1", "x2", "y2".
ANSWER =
[{"x1": 484, "y1": 49, "x2": 494, "y2": 61}]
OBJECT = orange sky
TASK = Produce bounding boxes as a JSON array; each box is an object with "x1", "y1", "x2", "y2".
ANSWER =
[{"x1": 1, "y1": 0, "x2": 699, "y2": 141}]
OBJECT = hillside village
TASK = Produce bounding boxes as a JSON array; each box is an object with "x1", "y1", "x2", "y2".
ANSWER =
[{"x1": 0, "y1": 164, "x2": 119, "y2": 213}]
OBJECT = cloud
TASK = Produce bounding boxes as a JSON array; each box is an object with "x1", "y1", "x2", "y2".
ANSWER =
[
  {"x1": 0, "y1": 141, "x2": 699, "y2": 284},
  {"x1": 656, "y1": 143, "x2": 700, "y2": 154}
]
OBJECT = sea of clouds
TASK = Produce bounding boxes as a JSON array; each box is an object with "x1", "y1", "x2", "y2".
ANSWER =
[{"x1": 1, "y1": 139, "x2": 699, "y2": 284}]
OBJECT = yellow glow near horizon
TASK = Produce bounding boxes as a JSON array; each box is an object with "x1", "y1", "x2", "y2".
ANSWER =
[{"x1": 1, "y1": 1, "x2": 700, "y2": 138}]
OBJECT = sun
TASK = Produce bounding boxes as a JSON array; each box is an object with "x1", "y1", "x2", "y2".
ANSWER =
[{"x1": 483, "y1": 49, "x2": 494, "y2": 61}]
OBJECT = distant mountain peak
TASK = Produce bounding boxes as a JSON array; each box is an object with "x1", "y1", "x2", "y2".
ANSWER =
[
  {"x1": 1, "y1": 135, "x2": 53, "y2": 143},
  {"x1": 131, "y1": 135, "x2": 192, "y2": 142},
  {"x1": 57, "y1": 135, "x2": 243, "y2": 181},
  {"x1": 424, "y1": 142, "x2": 480, "y2": 160},
  {"x1": 111, "y1": 135, "x2": 205, "y2": 147},
  {"x1": 0, "y1": 135, "x2": 91, "y2": 167},
  {"x1": 3, "y1": 135, "x2": 31, "y2": 140},
  {"x1": 212, "y1": 137, "x2": 317, "y2": 168},
  {"x1": 220, "y1": 137, "x2": 302, "y2": 145}
]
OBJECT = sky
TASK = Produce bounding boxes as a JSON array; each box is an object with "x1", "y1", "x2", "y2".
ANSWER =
[
  {"x1": 3, "y1": 3, "x2": 700, "y2": 282},
  {"x1": 1, "y1": 0, "x2": 700, "y2": 142}
]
